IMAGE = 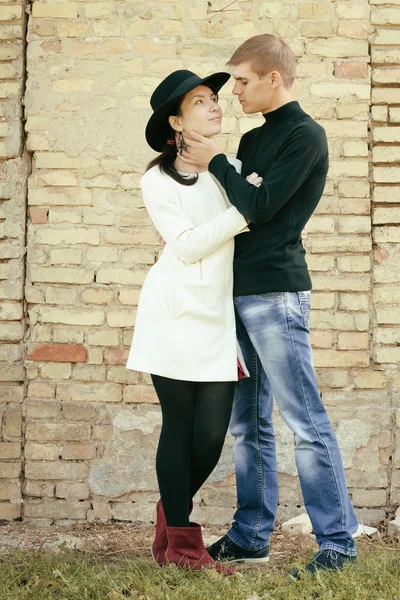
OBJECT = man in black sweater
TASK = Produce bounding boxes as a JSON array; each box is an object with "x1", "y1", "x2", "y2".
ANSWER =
[{"x1": 181, "y1": 34, "x2": 358, "y2": 577}]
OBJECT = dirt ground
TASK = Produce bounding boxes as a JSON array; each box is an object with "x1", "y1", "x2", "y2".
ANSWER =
[{"x1": 0, "y1": 520, "x2": 397, "y2": 570}]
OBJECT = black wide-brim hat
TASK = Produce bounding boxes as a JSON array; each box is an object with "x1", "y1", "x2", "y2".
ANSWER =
[{"x1": 145, "y1": 69, "x2": 231, "y2": 152}]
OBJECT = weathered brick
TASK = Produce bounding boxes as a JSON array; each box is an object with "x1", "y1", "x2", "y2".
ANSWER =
[
  {"x1": 106, "y1": 310, "x2": 136, "y2": 328},
  {"x1": 340, "y1": 293, "x2": 369, "y2": 312},
  {"x1": 45, "y1": 286, "x2": 77, "y2": 305},
  {"x1": 313, "y1": 349, "x2": 369, "y2": 368},
  {"x1": 40, "y1": 308, "x2": 104, "y2": 326},
  {"x1": 23, "y1": 481, "x2": 55, "y2": 498},
  {"x1": 26, "y1": 400, "x2": 60, "y2": 419},
  {"x1": 24, "y1": 499, "x2": 89, "y2": 519},
  {"x1": 4, "y1": 404, "x2": 21, "y2": 438},
  {"x1": 375, "y1": 347, "x2": 400, "y2": 364},
  {"x1": 29, "y1": 207, "x2": 48, "y2": 224},
  {"x1": 29, "y1": 186, "x2": 92, "y2": 206},
  {"x1": 62, "y1": 402, "x2": 99, "y2": 422},
  {"x1": 60, "y1": 443, "x2": 96, "y2": 460},
  {"x1": 374, "y1": 187, "x2": 400, "y2": 203},
  {"x1": 28, "y1": 344, "x2": 87, "y2": 363},
  {"x1": 56, "y1": 382, "x2": 122, "y2": 403},
  {"x1": 26, "y1": 423, "x2": 91, "y2": 442},
  {"x1": 316, "y1": 369, "x2": 350, "y2": 389},
  {"x1": 336, "y1": 4, "x2": 366, "y2": 19},
  {"x1": 123, "y1": 385, "x2": 158, "y2": 404},
  {"x1": 0, "y1": 442, "x2": 21, "y2": 459},
  {"x1": 119, "y1": 288, "x2": 140, "y2": 306},
  {"x1": 30, "y1": 267, "x2": 93, "y2": 284},
  {"x1": 25, "y1": 442, "x2": 59, "y2": 461},
  {"x1": 72, "y1": 364, "x2": 106, "y2": 382},
  {"x1": 0, "y1": 481, "x2": 21, "y2": 501},
  {"x1": 81, "y1": 288, "x2": 113, "y2": 305},
  {"x1": 311, "y1": 310, "x2": 368, "y2": 331},
  {"x1": 338, "y1": 332, "x2": 369, "y2": 350},
  {"x1": 310, "y1": 330, "x2": 333, "y2": 349},
  {"x1": 372, "y1": 8, "x2": 400, "y2": 25},
  {"x1": 0, "y1": 503, "x2": 21, "y2": 520},
  {"x1": 353, "y1": 371, "x2": 387, "y2": 389},
  {"x1": 0, "y1": 463, "x2": 21, "y2": 479},
  {"x1": 87, "y1": 329, "x2": 119, "y2": 346},
  {"x1": 39, "y1": 362, "x2": 72, "y2": 380},
  {"x1": 56, "y1": 482, "x2": 89, "y2": 499},
  {"x1": 104, "y1": 348, "x2": 129, "y2": 365}
]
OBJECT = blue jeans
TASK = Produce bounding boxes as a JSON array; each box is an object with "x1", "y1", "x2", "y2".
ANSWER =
[{"x1": 228, "y1": 292, "x2": 358, "y2": 557}]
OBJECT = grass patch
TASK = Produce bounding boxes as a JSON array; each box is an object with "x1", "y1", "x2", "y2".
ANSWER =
[{"x1": 0, "y1": 541, "x2": 399, "y2": 600}]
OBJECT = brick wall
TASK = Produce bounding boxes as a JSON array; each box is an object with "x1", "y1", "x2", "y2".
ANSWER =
[
  {"x1": 370, "y1": 0, "x2": 400, "y2": 508},
  {"x1": 0, "y1": 0, "x2": 398, "y2": 525},
  {"x1": 0, "y1": 0, "x2": 28, "y2": 520}
]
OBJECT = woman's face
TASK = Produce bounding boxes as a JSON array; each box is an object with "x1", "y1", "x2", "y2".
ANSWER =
[{"x1": 169, "y1": 85, "x2": 223, "y2": 139}]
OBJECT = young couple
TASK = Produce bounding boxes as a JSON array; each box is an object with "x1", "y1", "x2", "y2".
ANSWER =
[{"x1": 127, "y1": 34, "x2": 358, "y2": 578}]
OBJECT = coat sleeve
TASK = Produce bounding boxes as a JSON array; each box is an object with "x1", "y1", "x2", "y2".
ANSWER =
[
  {"x1": 209, "y1": 123, "x2": 329, "y2": 225},
  {"x1": 141, "y1": 173, "x2": 249, "y2": 264}
]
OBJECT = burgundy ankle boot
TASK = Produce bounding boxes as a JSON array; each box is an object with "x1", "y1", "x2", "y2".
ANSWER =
[
  {"x1": 165, "y1": 523, "x2": 235, "y2": 575},
  {"x1": 151, "y1": 499, "x2": 194, "y2": 567}
]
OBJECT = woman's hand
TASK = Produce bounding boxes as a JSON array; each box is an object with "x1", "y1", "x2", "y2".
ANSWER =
[{"x1": 246, "y1": 172, "x2": 263, "y2": 187}]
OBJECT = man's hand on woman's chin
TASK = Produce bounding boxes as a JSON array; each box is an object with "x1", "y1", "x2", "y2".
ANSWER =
[{"x1": 180, "y1": 131, "x2": 221, "y2": 169}]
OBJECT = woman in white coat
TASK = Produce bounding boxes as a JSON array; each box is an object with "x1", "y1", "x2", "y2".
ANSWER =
[{"x1": 126, "y1": 70, "x2": 258, "y2": 574}]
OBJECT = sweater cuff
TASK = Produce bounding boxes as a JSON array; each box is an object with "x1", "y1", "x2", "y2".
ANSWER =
[{"x1": 209, "y1": 153, "x2": 230, "y2": 179}]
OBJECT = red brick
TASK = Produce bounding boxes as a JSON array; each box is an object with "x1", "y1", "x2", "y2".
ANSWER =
[
  {"x1": 334, "y1": 62, "x2": 368, "y2": 79},
  {"x1": 29, "y1": 207, "x2": 48, "y2": 224},
  {"x1": 28, "y1": 344, "x2": 87, "y2": 363},
  {"x1": 104, "y1": 348, "x2": 129, "y2": 365}
]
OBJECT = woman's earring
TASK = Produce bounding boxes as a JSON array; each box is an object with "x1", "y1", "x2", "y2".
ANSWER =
[{"x1": 177, "y1": 131, "x2": 187, "y2": 156}]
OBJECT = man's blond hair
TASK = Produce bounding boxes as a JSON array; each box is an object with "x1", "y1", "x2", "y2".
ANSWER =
[{"x1": 227, "y1": 34, "x2": 296, "y2": 89}]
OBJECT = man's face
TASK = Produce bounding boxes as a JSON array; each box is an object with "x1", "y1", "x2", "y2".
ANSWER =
[{"x1": 232, "y1": 61, "x2": 275, "y2": 115}]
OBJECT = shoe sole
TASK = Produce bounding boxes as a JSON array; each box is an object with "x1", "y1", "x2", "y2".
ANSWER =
[{"x1": 224, "y1": 556, "x2": 270, "y2": 564}]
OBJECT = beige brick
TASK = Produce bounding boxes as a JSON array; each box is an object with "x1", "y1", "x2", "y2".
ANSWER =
[
  {"x1": 26, "y1": 422, "x2": 91, "y2": 443},
  {"x1": 23, "y1": 481, "x2": 54, "y2": 498},
  {"x1": 373, "y1": 208, "x2": 400, "y2": 225},
  {"x1": 372, "y1": 8, "x2": 400, "y2": 25},
  {"x1": 87, "y1": 329, "x2": 119, "y2": 346},
  {"x1": 93, "y1": 21, "x2": 121, "y2": 37},
  {"x1": 373, "y1": 127, "x2": 400, "y2": 143},
  {"x1": 374, "y1": 286, "x2": 400, "y2": 305},
  {"x1": 0, "y1": 442, "x2": 21, "y2": 459},
  {"x1": 372, "y1": 106, "x2": 388, "y2": 122},
  {"x1": 375, "y1": 347, "x2": 400, "y2": 364},
  {"x1": 0, "y1": 386, "x2": 24, "y2": 404},
  {"x1": 60, "y1": 443, "x2": 96, "y2": 460},
  {"x1": 86, "y1": 247, "x2": 119, "y2": 263},
  {"x1": 301, "y1": 21, "x2": 333, "y2": 38},
  {"x1": 316, "y1": 369, "x2": 350, "y2": 388},
  {"x1": 0, "y1": 303, "x2": 23, "y2": 320},
  {"x1": 24, "y1": 499, "x2": 89, "y2": 519},
  {"x1": 311, "y1": 330, "x2": 333, "y2": 349},
  {"x1": 312, "y1": 275, "x2": 370, "y2": 292},
  {"x1": 353, "y1": 371, "x2": 387, "y2": 389},
  {"x1": 53, "y1": 327, "x2": 84, "y2": 344},
  {"x1": 123, "y1": 385, "x2": 158, "y2": 404},
  {"x1": 337, "y1": 23, "x2": 368, "y2": 40},
  {"x1": 373, "y1": 147, "x2": 400, "y2": 164},
  {"x1": 306, "y1": 39, "x2": 367, "y2": 58},
  {"x1": 338, "y1": 180, "x2": 370, "y2": 198},
  {"x1": 40, "y1": 308, "x2": 104, "y2": 326},
  {"x1": 372, "y1": 88, "x2": 400, "y2": 105},
  {"x1": 310, "y1": 293, "x2": 335, "y2": 310},
  {"x1": 26, "y1": 400, "x2": 60, "y2": 419},
  {"x1": 27, "y1": 382, "x2": 55, "y2": 399},
  {"x1": 84, "y1": 3, "x2": 111, "y2": 18},
  {"x1": 376, "y1": 307, "x2": 400, "y2": 324},
  {"x1": 338, "y1": 332, "x2": 369, "y2": 350},
  {"x1": 373, "y1": 68, "x2": 400, "y2": 86},
  {"x1": 50, "y1": 248, "x2": 81, "y2": 265},
  {"x1": 35, "y1": 228, "x2": 99, "y2": 246},
  {"x1": 375, "y1": 328, "x2": 400, "y2": 345},
  {"x1": 374, "y1": 226, "x2": 400, "y2": 243},
  {"x1": 374, "y1": 28, "x2": 400, "y2": 46},
  {"x1": 32, "y1": 2, "x2": 78, "y2": 19},
  {"x1": 72, "y1": 364, "x2": 106, "y2": 382},
  {"x1": 92, "y1": 424, "x2": 112, "y2": 441},
  {"x1": 0, "y1": 481, "x2": 21, "y2": 502},
  {"x1": 329, "y1": 160, "x2": 369, "y2": 178},
  {"x1": 374, "y1": 187, "x2": 400, "y2": 203},
  {"x1": 45, "y1": 287, "x2": 77, "y2": 305},
  {"x1": 306, "y1": 255, "x2": 335, "y2": 272},
  {"x1": 311, "y1": 311, "x2": 368, "y2": 331},
  {"x1": 106, "y1": 310, "x2": 136, "y2": 328},
  {"x1": 337, "y1": 4, "x2": 367, "y2": 19},
  {"x1": 338, "y1": 216, "x2": 371, "y2": 234},
  {"x1": 48, "y1": 208, "x2": 82, "y2": 224},
  {"x1": 56, "y1": 482, "x2": 90, "y2": 499},
  {"x1": 107, "y1": 366, "x2": 138, "y2": 384},
  {"x1": 0, "y1": 503, "x2": 21, "y2": 520},
  {"x1": 313, "y1": 349, "x2": 369, "y2": 368},
  {"x1": 56, "y1": 382, "x2": 122, "y2": 403},
  {"x1": 96, "y1": 269, "x2": 146, "y2": 286},
  {"x1": 4, "y1": 404, "x2": 21, "y2": 438},
  {"x1": 40, "y1": 362, "x2": 72, "y2": 380},
  {"x1": 26, "y1": 459, "x2": 88, "y2": 481},
  {"x1": 119, "y1": 288, "x2": 140, "y2": 306},
  {"x1": 82, "y1": 288, "x2": 113, "y2": 305},
  {"x1": 389, "y1": 108, "x2": 400, "y2": 124},
  {"x1": 311, "y1": 82, "x2": 369, "y2": 100},
  {"x1": 25, "y1": 442, "x2": 59, "y2": 461},
  {"x1": 308, "y1": 237, "x2": 371, "y2": 253},
  {"x1": 87, "y1": 348, "x2": 103, "y2": 364},
  {"x1": 339, "y1": 293, "x2": 369, "y2": 313},
  {"x1": 30, "y1": 267, "x2": 93, "y2": 284},
  {"x1": 0, "y1": 322, "x2": 24, "y2": 342},
  {"x1": 62, "y1": 402, "x2": 99, "y2": 422},
  {"x1": 0, "y1": 463, "x2": 21, "y2": 479},
  {"x1": 35, "y1": 152, "x2": 98, "y2": 170},
  {"x1": 343, "y1": 141, "x2": 368, "y2": 157},
  {"x1": 337, "y1": 256, "x2": 371, "y2": 273}
]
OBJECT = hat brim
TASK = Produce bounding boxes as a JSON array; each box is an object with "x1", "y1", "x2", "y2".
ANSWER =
[{"x1": 145, "y1": 72, "x2": 231, "y2": 152}]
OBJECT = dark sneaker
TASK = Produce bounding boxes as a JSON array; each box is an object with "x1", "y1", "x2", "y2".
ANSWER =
[
  {"x1": 291, "y1": 549, "x2": 356, "y2": 579},
  {"x1": 206, "y1": 534, "x2": 269, "y2": 564}
]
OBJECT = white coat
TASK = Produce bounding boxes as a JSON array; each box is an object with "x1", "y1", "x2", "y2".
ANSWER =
[{"x1": 126, "y1": 159, "x2": 249, "y2": 382}]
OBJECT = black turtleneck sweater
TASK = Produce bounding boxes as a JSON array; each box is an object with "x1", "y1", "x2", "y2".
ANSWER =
[{"x1": 208, "y1": 101, "x2": 329, "y2": 296}]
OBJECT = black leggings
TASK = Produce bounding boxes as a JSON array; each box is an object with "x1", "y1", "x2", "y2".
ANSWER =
[{"x1": 151, "y1": 375, "x2": 235, "y2": 527}]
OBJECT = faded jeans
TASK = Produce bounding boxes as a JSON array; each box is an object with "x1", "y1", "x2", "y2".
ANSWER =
[{"x1": 227, "y1": 291, "x2": 358, "y2": 556}]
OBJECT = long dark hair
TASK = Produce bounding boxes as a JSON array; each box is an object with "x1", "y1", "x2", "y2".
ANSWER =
[{"x1": 146, "y1": 97, "x2": 198, "y2": 186}]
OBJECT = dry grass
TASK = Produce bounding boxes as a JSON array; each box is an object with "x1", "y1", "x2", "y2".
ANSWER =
[{"x1": 0, "y1": 521, "x2": 399, "y2": 600}]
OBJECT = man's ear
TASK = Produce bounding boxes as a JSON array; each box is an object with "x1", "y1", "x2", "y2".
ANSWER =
[
  {"x1": 270, "y1": 71, "x2": 282, "y2": 88},
  {"x1": 168, "y1": 114, "x2": 182, "y2": 132}
]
